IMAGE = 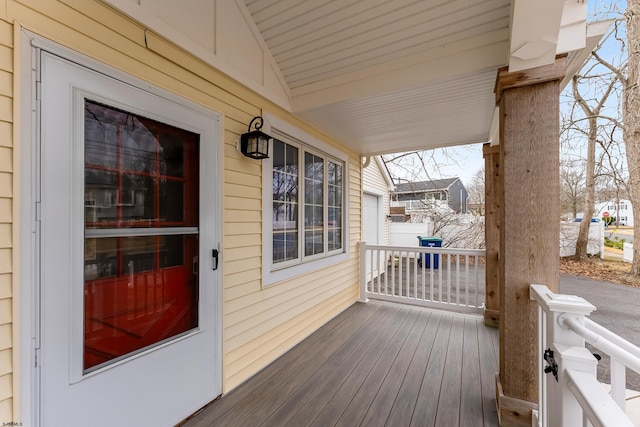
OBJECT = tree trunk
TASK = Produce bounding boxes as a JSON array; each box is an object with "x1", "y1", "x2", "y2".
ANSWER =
[
  {"x1": 575, "y1": 118, "x2": 597, "y2": 260},
  {"x1": 625, "y1": 0, "x2": 640, "y2": 274}
]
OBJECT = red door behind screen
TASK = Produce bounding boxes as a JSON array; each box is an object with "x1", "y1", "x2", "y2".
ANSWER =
[{"x1": 83, "y1": 100, "x2": 199, "y2": 372}]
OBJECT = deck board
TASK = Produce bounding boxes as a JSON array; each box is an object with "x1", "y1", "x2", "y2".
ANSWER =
[
  {"x1": 358, "y1": 310, "x2": 433, "y2": 427},
  {"x1": 333, "y1": 310, "x2": 429, "y2": 427},
  {"x1": 385, "y1": 311, "x2": 443, "y2": 426},
  {"x1": 435, "y1": 316, "x2": 464, "y2": 426},
  {"x1": 461, "y1": 318, "x2": 484, "y2": 427},
  {"x1": 479, "y1": 321, "x2": 500, "y2": 426},
  {"x1": 281, "y1": 305, "x2": 412, "y2": 426},
  {"x1": 308, "y1": 307, "x2": 418, "y2": 427},
  {"x1": 181, "y1": 301, "x2": 500, "y2": 427},
  {"x1": 186, "y1": 302, "x2": 382, "y2": 427},
  {"x1": 410, "y1": 313, "x2": 452, "y2": 426}
]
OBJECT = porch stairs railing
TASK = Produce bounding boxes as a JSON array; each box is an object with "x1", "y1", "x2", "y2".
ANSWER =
[
  {"x1": 358, "y1": 241, "x2": 485, "y2": 314},
  {"x1": 530, "y1": 284, "x2": 640, "y2": 427}
]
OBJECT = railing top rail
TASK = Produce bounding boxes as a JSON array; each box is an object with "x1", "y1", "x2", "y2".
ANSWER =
[
  {"x1": 360, "y1": 243, "x2": 485, "y2": 256},
  {"x1": 585, "y1": 318, "x2": 640, "y2": 361},
  {"x1": 531, "y1": 283, "x2": 637, "y2": 427},
  {"x1": 530, "y1": 284, "x2": 596, "y2": 316},
  {"x1": 560, "y1": 315, "x2": 640, "y2": 374},
  {"x1": 530, "y1": 283, "x2": 553, "y2": 308},
  {"x1": 566, "y1": 369, "x2": 635, "y2": 427}
]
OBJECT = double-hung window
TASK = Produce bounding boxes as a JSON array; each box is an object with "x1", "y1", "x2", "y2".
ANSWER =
[{"x1": 265, "y1": 117, "x2": 348, "y2": 285}]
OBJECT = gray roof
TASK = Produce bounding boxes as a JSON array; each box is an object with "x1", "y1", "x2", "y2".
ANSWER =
[{"x1": 393, "y1": 177, "x2": 460, "y2": 194}]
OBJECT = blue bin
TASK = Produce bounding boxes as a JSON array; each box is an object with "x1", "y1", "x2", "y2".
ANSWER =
[{"x1": 417, "y1": 236, "x2": 443, "y2": 269}]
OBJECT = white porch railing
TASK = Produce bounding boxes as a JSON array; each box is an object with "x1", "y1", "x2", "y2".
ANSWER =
[
  {"x1": 359, "y1": 241, "x2": 485, "y2": 314},
  {"x1": 530, "y1": 284, "x2": 639, "y2": 427}
]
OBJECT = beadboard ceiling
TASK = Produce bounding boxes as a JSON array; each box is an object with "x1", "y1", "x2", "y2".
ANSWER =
[{"x1": 243, "y1": 0, "x2": 595, "y2": 156}]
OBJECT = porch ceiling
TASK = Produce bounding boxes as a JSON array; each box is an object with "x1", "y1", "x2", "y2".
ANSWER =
[{"x1": 243, "y1": 0, "x2": 592, "y2": 156}]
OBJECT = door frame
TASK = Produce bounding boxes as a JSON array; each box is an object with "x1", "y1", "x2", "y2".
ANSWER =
[
  {"x1": 17, "y1": 30, "x2": 224, "y2": 425},
  {"x1": 363, "y1": 192, "x2": 385, "y2": 281},
  {"x1": 363, "y1": 191, "x2": 385, "y2": 246}
]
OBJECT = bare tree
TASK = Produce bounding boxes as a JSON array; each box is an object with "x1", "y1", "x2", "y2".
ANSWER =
[
  {"x1": 563, "y1": 38, "x2": 623, "y2": 261},
  {"x1": 624, "y1": 0, "x2": 640, "y2": 273},
  {"x1": 383, "y1": 150, "x2": 443, "y2": 185},
  {"x1": 409, "y1": 201, "x2": 485, "y2": 249},
  {"x1": 466, "y1": 168, "x2": 485, "y2": 215},
  {"x1": 560, "y1": 159, "x2": 586, "y2": 219},
  {"x1": 581, "y1": 6, "x2": 640, "y2": 273},
  {"x1": 382, "y1": 149, "x2": 485, "y2": 249}
]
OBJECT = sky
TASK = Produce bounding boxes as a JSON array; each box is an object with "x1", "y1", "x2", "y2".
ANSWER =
[
  {"x1": 384, "y1": 0, "x2": 625, "y2": 191},
  {"x1": 382, "y1": 144, "x2": 484, "y2": 188}
]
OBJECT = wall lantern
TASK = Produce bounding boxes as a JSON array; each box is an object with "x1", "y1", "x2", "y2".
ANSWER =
[{"x1": 240, "y1": 116, "x2": 271, "y2": 159}]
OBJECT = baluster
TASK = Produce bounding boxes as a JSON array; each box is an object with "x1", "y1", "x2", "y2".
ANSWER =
[
  {"x1": 391, "y1": 250, "x2": 396, "y2": 296},
  {"x1": 446, "y1": 253, "x2": 451, "y2": 304},
  {"x1": 413, "y1": 252, "x2": 420, "y2": 299},
  {"x1": 384, "y1": 249, "x2": 389, "y2": 296},
  {"x1": 421, "y1": 249, "x2": 426, "y2": 301},
  {"x1": 358, "y1": 241, "x2": 368, "y2": 303},
  {"x1": 464, "y1": 255, "x2": 468, "y2": 307},
  {"x1": 473, "y1": 255, "x2": 478, "y2": 308},
  {"x1": 429, "y1": 253, "x2": 434, "y2": 301},
  {"x1": 538, "y1": 304, "x2": 547, "y2": 427},
  {"x1": 438, "y1": 254, "x2": 442, "y2": 303},
  {"x1": 610, "y1": 358, "x2": 626, "y2": 411},
  {"x1": 405, "y1": 250, "x2": 410, "y2": 298}
]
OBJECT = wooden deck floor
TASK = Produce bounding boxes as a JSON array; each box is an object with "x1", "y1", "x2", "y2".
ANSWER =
[{"x1": 181, "y1": 301, "x2": 500, "y2": 427}]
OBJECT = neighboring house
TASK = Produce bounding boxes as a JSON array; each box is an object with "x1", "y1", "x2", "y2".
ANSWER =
[
  {"x1": 595, "y1": 199, "x2": 634, "y2": 226},
  {"x1": 467, "y1": 200, "x2": 485, "y2": 216},
  {"x1": 362, "y1": 157, "x2": 392, "y2": 281},
  {"x1": 363, "y1": 157, "x2": 393, "y2": 246},
  {"x1": 0, "y1": 1, "x2": 606, "y2": 426},
  {"x1": 392, "y1": 178, "x2": 469, "y2": 214}
]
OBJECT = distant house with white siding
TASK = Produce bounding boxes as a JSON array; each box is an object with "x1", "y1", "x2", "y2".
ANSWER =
[{"x1": 594, "y1": 199, "x2": 634, "y2": 226}]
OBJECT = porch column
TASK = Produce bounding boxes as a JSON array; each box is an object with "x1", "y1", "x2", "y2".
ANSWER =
[
  {"x1": 483, "y1": 143, "x2": 500, "y2": 328},
  {"x1": 495, "y1": 56, "x2": 566, "y2": 426}
]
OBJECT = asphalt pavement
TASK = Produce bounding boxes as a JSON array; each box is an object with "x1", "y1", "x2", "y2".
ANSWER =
[
  {"x1": 560, "y1": 274, "x2": 640, "y2": 391},
  {"x1": 605, "y1": 226, "x2": 634, "y2": 244}
]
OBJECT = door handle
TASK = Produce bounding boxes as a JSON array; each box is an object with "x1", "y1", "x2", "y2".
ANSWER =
[{"x1": 212, "y1": 249, "x2": 219, "y2": 270}]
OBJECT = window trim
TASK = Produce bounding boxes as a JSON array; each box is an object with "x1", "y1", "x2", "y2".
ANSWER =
[{"x1": 262, "y1": 114, "x2": 349, "y2": 286}]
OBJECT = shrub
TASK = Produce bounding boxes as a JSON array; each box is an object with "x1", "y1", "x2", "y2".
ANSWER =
[{"x1": 604, "y1": 236, "x2": 626, "y2": 250}]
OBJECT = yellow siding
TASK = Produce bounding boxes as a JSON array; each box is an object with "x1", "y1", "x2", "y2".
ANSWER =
[
  {"x1": 0, "y1": 122, "x2": 12, "y2": 148},
  {"x1": 0, "y1": 312, "x2": 9, "y2": 416},
  {"x1": 0, "y1": 148, "x2": 10, "y2": 173},
  {"x1": 0, "y1": 15, "x2": 10, "y2": 424},
  {"x1": 1, "y1": 0, "x2": 363, "y2": 415},
  {"x1": 0, "y1": 275, "x2": 9, "y2": 299}
]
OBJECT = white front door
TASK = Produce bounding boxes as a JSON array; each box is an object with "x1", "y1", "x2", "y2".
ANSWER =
[{"x1": 37, "y1": 51, "x2": 221, "y2": 426}]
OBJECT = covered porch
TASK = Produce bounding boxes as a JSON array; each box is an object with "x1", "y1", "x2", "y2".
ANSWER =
[
  {"x1": 91, "y1": 1, "x2": 608, "y2": 425},
  {"x1": 2, "y1": 1, "x2": 622, "y2": 426},
  {"x1": 182, "y1": 300, "x2": 499, "y2": 427}
]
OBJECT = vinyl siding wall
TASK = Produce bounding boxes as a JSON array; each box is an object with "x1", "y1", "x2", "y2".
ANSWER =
[
  {"x1": 0, "y1": 0, "x2": 361, "y2": 419},
  {"x1": 363, "y1": 158, "x2": 391, "y2": 245},
  {"x1": 0, "y1": 4, "x2": 13, "y2": 420}
]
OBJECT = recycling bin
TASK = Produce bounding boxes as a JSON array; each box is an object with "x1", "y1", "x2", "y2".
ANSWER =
[{"x1": 417, "y1": 236, "x2": 443, "y2": 269}]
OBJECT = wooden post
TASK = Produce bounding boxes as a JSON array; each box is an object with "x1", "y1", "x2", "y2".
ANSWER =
[
  {"x1": 483, "y1": 143, "x2": 500, "y2": 328},
  {"x1": 495, "y1": 56, "x2": 566, "y2": 426}
]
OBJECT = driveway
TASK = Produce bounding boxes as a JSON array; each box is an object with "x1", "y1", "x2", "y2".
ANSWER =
[{"x1": 560, "y1": 274, "x2": 640, "y2": 391}]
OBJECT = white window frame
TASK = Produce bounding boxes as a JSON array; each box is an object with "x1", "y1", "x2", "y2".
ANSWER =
[{"x1": 262, "y1": 114, "x2": 349, "y2": 286}]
